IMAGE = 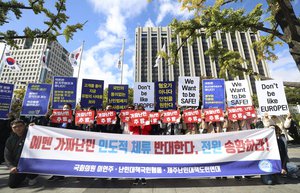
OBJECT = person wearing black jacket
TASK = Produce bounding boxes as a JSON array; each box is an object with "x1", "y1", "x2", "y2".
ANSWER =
[
  {"x1": 284, "y1": 113, "x2": 300, "y2": 144},
  {"x1": 49, "y1": 103, "x2": 75, "y2": 129},
  {"x1": 99, "y1": 103, "x2": 121, "y2": 134},
  {"x1": 0, "y1": 116, "x2": 14, "y2": 164},
  {"x1": 4, "y1": 119, "x2": 38, "y2": 188},
  {"x1": 261, "y1": 125, "x2": 288, "y2": 185}
]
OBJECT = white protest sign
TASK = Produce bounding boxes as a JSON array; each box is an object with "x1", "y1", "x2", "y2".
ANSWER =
[
  {"x1": 134, "y1": 82, "x2": 155, "y2": 111},
  {"x1": 255, "y1": 80, "x2": 289, "y2": 116},
  {"x1": 225, "y1": 80, "x2": 252, "y2": 107},
  {"x1": 178, "y1": 76, "x2": 200, "y2": 107}
]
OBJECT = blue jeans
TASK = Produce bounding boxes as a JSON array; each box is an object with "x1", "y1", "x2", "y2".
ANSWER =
[
  {"x1": 261, "y1": 174, "x2": 281, "y2": 185},
  {"x1": 261, "y1": 175, "x2": 273, "y2": 185},
  {"x1": 287, "y1": 162, "x2": 299, "y2": 175}
]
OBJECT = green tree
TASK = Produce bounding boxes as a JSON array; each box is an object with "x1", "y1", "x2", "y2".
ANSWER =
[
  {"x1": 285, "y1": 86, "x2": 300, "y2": 105},
  {"x1": 251, "y1": 94, "x2": 259, "y2": 108},
  {"x1": 103, "y1": 88, "x2": 108, "y2": 108},
  {"x1": 0, "y1": 0, "x2": 86, "y2": 46},
  {"x1": 128, "y1": 88, "x2": 134, "y2": 105},
  {"x1": 163, "y1": 0, "x2": 300, "y2": 82},
  {"x1": 9, "y1": 87, "x2": 26, "y2": 118}
]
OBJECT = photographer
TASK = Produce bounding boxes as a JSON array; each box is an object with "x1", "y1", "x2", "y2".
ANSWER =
[{"x1": 284, "y1": 113, "x2": 300, "y2": 144}]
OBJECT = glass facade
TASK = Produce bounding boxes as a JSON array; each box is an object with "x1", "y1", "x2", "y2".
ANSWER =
[{"x1": 135, "y1": 27, "x2": 270, "y2": 94}]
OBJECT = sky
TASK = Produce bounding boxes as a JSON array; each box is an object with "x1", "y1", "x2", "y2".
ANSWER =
[{"x1": 1, "y1": 0, "x2": 300, "y2": 89}]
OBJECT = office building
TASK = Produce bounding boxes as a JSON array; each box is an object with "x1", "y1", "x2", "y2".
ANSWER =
[
  {"x1": 135, "y1": 27, "x2": 271, "y2": 94},
  {"x1": 0, "y1": 38, "x2": 73, "y2": 89}
]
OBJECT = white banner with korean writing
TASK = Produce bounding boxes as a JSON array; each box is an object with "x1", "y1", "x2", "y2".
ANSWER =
[{"x1": 18, "y1": 125, "x2": 281, "y2": 178}]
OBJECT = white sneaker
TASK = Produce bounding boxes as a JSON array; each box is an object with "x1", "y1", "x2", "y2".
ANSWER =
[{"x1": 28, "y1": 178, "x2": 37, "y2": 186}]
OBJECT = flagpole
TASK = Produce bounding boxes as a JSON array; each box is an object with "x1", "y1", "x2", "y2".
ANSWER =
[
  {"x1": 161, "y1": 39, "x2": 166, "y2": 81},
  {"x1": 159, "y1": 41, "x2": 163, "y2": 81},
  {"x1": 77, "y1": 41, "x2": 85, "y2": 79},
  {"x1": 120, "y1": 38, "x2": 125, "y2": 84},
  {"x1": 39, "y1": 46, "x2": 49, "y2": 83}
]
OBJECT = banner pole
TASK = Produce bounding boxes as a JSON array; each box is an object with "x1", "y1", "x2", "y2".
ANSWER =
[
  {"x1": 120, "y1": 38, "x2": 125, "y2": 84},
  {"x1": 77, "y1": 41, "x2": 85, "y2": 80},
  {"x1": 75, "y1": 41, "x2": 85, "y2": 108}
]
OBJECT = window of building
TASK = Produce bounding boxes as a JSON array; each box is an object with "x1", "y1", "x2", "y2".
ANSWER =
[
  {"x1": 193, "y1": 41, "x2": 201, "y2": 77},
  {"x1": 182, "y1": 41, "x2": 190, "y2": 76},
  {"x1": 201, "y1": 34, "x2": 212, "y2": 77}
]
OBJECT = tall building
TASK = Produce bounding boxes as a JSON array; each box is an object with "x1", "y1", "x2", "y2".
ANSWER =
[
  {"x1": 0, "y1": 38, "x2": 73, "y2": 89},
  {"x1": 135, "y1": 27, "x2": 271, "y2": 94}
]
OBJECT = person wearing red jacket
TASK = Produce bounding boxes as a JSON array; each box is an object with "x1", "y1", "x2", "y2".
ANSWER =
[{"x1": 129, "y1": 104, "x2": 151, "y2": 185}]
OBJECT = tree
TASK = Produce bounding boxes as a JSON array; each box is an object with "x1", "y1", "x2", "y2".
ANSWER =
[
  {"x1": 128, "y1": 88, "x2": 134, "y2": 105},
  {"x1": 164, "y1": 0, "x2": 299, "y2": 83},
  {"x1": 0, "y1": 0, "x2": 86, "y2": 46},
  {"x1": 9, "y1": 87, "x2": 26, "y2": 118},
  {"x1": 285, "y1": 86, "x2": 300, "y2": 105},
  {"x1": 103, "y1": 88, "x2": 109, "y2": 108}
]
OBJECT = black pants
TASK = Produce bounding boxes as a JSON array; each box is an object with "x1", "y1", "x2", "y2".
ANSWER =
[
  {"x1": 0, "y1": 120, "x2": 11, "y2": 163},
  {"x1": 8, "y1": 172, "x2": 38, "y2": 188}
]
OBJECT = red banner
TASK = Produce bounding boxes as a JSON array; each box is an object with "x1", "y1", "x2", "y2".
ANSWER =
[
  {"x1": 183, "y1": 109, "x2": 202, "y2": 123},
  {"x1": 149, "y1": 112, "x2": 161, "y2": 125},
  {"x1": 120, "y1": 110, "x2": 133, "y2": 123},
  {"x1": 227, "y1": 107, "x2": 247, "y2": 121},
  {"x1": 204, "y1": 108, "x2": 224, "y2": 122},
  {"x1": 129, "y1": 111, "x2": 149, "y2": 126},
  {"x1": 161, "y1": 110, "x2": 180, "y2": 123},
  {"x1": 96, "y1": 111, "x2": 117, "y2": 125},
  {"x1": 227, "y1": 106, "x2": 256, "y2": 121},
  {"x1": 75, "y1": 110, "x2": 95, "y2": 124},
  {"x1": 243, "y1": 106, "x2": 257, "y2": 119},
  {"x1": 50, "y1": 110, "x2": 73, "y2": 123}
]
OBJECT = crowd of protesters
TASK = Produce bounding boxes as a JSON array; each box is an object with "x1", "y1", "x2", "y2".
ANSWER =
[{"x1": 1, "y1": 103, "x2": 300, "y2": 188}]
